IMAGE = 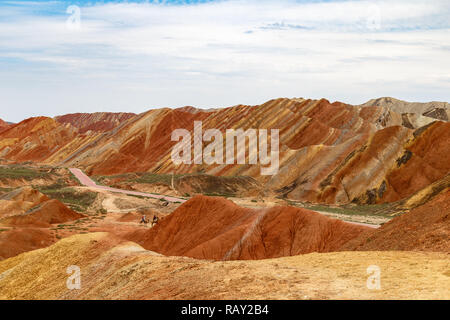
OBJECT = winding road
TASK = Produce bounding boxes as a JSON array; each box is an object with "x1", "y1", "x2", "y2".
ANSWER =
[{"x1": 69, "y1": 168, "x2": 187, "y2": 203}]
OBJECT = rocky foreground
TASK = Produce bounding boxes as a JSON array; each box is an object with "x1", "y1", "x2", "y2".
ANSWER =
[
  {"x1": 0, "y1": 188, "x2": 448, "y2": 300},
  {"x1": 0, "y1": 232, "x2": 448, "y2": 300}
]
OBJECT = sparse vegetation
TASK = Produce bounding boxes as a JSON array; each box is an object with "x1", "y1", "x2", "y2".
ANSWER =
[
  {"x1": 36, "y1": 185, "x2": 97, "y2": 213},
  {"x1": 204, "y1": 192, "x2": 234, "y2": 198},
  {"x1": 299, "y1": 202, "x2": 397, "y2": 217},
  {"x1": 97, "y1": 208, "x2": 107, "y2": 215},
  {"x1": 0, "y1": 187, "x2": 13, "y2": 196},
  {"x1": 127, "y1": 193, "x2": 148, "y2": 199},
  {"x1": 133, "y1": 173, "x2": 183, "y2": 185},
  {"x1": 0, "y1": 166, "x2": 52, "y2": 181},
  {"x1": 93, "y1": 172, "x2": 259, "y2": 198},
  {"x1": 94, "y1": 172, "x2": 184, "y2": 186},
  {"x1": 34, "y1": 178, "x2": 68, "y2": 190}
]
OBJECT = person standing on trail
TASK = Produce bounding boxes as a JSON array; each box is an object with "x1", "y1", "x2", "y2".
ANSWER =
[
  {"x1": 152, "y1": 215, "x2": 159, "y2": 227},
  {"x1": 140, "y1": 214, "x2": 147, "y2": 224}
]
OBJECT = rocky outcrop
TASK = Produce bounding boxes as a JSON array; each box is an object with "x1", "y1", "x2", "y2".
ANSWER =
[{"x1": 360, "y1": 97, "x2": 450, "y2": 121}]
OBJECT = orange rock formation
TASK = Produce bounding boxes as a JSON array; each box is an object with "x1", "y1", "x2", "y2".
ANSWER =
[
  {"x1": 1, "y1": 98, "x2": 448, "y2": 205},
  {"x1": 126, "y1": 195, "x2": 370, "y2": 260}
]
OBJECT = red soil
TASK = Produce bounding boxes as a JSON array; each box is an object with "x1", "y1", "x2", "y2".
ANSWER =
[
  {"x1": 126, "y1": 195, "x2": 370, "y2": 260},
  {"x1": 343, "y1": 190, "x2": 450, "y2": 252},
  {"x1": 0, "y1": 228, "x2": 55, "y2": 261},
  {"x1": 1, "y1": 199, "x2": 84, "y2": 228},
  {"x1": 117, "y1": 212, "x2": 142, "y2": 222}
]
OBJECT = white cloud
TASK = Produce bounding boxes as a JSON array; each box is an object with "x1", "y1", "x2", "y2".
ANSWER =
[{"x1": 0, "y1": 0, "x2": 449, "y2": 122}]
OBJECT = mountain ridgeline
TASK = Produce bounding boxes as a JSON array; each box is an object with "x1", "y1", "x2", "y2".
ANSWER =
[{"x1": 0, "y1": 97, "x2": 449, "y2": 206}]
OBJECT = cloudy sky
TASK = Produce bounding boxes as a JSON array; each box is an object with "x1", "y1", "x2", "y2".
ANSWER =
[{"x1": 0, "y1": 0, "x2": 449, "y2": 122}]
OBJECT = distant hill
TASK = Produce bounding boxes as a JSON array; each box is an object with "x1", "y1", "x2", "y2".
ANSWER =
[
  {"x1": 360, "y1": 97, "x2": 449, "y2": 121},
  {"x1": 0, "y1": 119, "x2": 10, "y2": 132},
  {"x1": 55, "y1": 112, "x2": 136, "y2": 133},
  {"x1": 0, "y1": 97, "x2": 448, "y2": 206}
]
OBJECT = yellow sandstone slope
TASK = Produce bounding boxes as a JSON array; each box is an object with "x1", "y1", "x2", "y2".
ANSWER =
[{"x1": 0, "y1": 232, "x2": 448, "y2": 300}]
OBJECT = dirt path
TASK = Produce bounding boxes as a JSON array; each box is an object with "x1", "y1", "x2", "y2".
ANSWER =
[
  {"x1": 313, "y1": 210, "x2": 382, "y2": 229},
  {"x1": 102, "y1": 195, "x2": 121, "y2": 213},
  {"x1": 69, "y1": 168, "x2": 187, "y2": 203}
]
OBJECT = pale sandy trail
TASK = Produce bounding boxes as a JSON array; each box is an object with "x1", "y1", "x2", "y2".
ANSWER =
[
  {"x1": 69, "y1": 168, "x2": 187, "y2": 203},
  {"x1": 313, "y1": 210, "x2": 381, "y2": 229}
]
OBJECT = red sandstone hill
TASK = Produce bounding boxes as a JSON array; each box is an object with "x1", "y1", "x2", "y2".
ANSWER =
[
  {"x1": 55, "y1": 112, "x2": 136, "y2": 133},
  {"x1": 0, "y1": 186, "x2": 49, "y2": 204},
  {"x1": 0, "y1": 228, "x2": 55, "y2": 261},
  {"x1": 0, "y1": 187, "x2": 83, "y2": 228},
  {"x1": 1, "y1": 199, "x2": 84, "y2": 228},
  {"x1": 0, "y1": 117, "x2": 78, "y2": 163},
  {"x1": 0, "y1": 186, "x2": 50, "y2": 218},
  {"x1": 343, "y1": 189, "x2": 450, "y2": 252},
  {"x1": 0, "y1": 187, "x2": 84, "y2": 260},
  {"x1": 1, "y1": 97, "x2": 449, "y2": 205},
  {"x1": 0, "y1": 119, "x2": 10, "y2": 133},
  {"x1": 49, "y1": 98, "x2": 450, "y2": 205},
  {"x1": 126, "y1": 195, "x2": 370, "y2": 260}
]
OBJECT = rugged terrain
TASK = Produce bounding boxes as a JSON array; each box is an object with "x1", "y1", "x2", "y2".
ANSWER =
[
  {"x1": 126, "y1": 195, "x2": 370, "y2": 260},
  {"x1": 0, "y1": 96, "x2": 448, "y2": 300},
  {"x1": 359, "y1": 97, "x2": 450, "y2": 122},
  {"x1": 0, "y1": 187, "x2": 83, "y2": 260},
  {"x1": 343, "y1": 189, "x2": 450, "y2": 252},
  {"x1": 0, "y1": 233, "x2": 448, "y2": 300},
  {"x1": 0, "y1": 167, "x2": 183, "y2": 261},
  {"x1": 0, "y1": 97, "x2": 448, "y2": 206},
  {"x1": 55, "y1": 112, "x2": 136, "y2": 134}
]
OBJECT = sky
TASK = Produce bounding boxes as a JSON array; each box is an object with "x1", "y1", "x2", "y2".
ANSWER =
[{"x1": 0, "y1": 0, "x2": 449, "y2": 123}]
